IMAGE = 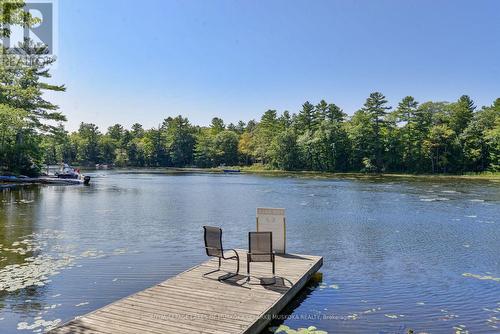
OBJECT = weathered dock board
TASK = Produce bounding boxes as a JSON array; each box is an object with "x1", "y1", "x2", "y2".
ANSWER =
[{"x1": 50, "y1": 250, "x2": 323, "y2": 334}]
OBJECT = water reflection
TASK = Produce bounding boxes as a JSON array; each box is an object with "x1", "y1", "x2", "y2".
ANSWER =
[{"x1": 0, "y1": 172, "x2": 499, "y2": 333}]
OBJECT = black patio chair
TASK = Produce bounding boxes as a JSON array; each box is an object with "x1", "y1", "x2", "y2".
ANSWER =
[
  {"x1": 203, "y1": 226, "x2": 240, "y2": 280},
  {"x1": 247, "y1": 231, "x2": 276, "y2": 285}
]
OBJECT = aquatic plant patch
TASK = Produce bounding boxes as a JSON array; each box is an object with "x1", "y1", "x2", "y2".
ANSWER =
[
  {"x1": 0, "y1": 229, "x2": 134, "y2": 293},
  {"x1": 270, "y1": 325, "x2": 328, "y2": 334},
  {"x1": 462, "y1": 273, "x2": 500, "y2": 282}
]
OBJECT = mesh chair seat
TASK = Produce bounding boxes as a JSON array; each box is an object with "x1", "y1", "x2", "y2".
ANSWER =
[
  {"x1": 247, "y1": 232, "x2": 275, "y2": 285},
  {"x1": 203, "y1": 226, "x2": 239, "y2": 279},
  {"x1": 248, "y1": 253, "x2": 273, "y2": 262},
  {"x1": 204, "y1": 226, "x2": 224, "y2": 257}
]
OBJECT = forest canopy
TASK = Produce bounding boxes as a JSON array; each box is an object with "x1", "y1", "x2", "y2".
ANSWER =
[{"x1": 22, "y1": 94, "x2": 500, "y2": 175}]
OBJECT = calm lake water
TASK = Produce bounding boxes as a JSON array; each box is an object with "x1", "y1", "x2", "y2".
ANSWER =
[{"x1": 0, "y1": 170, "x2": 499, "y2": 333}]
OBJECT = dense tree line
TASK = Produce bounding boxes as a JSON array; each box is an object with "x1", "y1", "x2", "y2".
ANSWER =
[
  {"x1": 0, "y1": 0, "x2": 66, "y2": 176},
  {"x1": 33, "y1": 94, "x2": 500, "y2": 175}
]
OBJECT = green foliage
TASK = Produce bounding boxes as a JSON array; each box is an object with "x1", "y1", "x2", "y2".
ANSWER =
[
  {"x1": 271, "y1": 130, "x2": 300, "y2": 170},
  {"x1": 33, "y1": 93, "x2": 498, "y2": 174},
  {"x1": 393, "y1": 96, "x2": 418, "y2": 170},
  {"x1": 238, "y1": 131, "x2": 254, "y2": 165},
  {"x1": 295, "y1": 102, "x2": 316, "y2": 132},
  {"x1": 449, "y1": 95, "x2": 475, "y2": 134},
  {"x1": 142, "y1": 127, "x2": 167, "y2": 166},
  {"x1": 0, "y1": 1, "x2": 65, "y2": 175},
  {"x1": 3, "y1": 92, "x2": 500, "y2": 174},
  {"x1": 485, "y1": 118, "x2": 500, "y2": 171},
  {"x1": 361, "y1": 92, "x2": 392, "y2": 171},
  {"x1": 99, "y1": 135, "x2": 116, "y2": 165},
  {"x1": 253, "y1": 110, "x2": 282, "y2": 164},
  {"x1": 162, "y1": 116, "x2": 195, "y2": 166},
  {"x1": 347, "y1": 109, "x2": 374, "y2": 170},
  {"x1": 194, "y1": 128, "x2": 216, "y2": 168},
  {"x1": 39, "y1": 125, "x2": 72, "y2": 165},
  {"x1": 0, "y1": 0, "x2": 40, "y2": 38},
  {"x1": 214, "y1": 130, "x2": 239, "y2": 165},
  {"x1": 424, "y1": 124, "x2": 455, "y2": 173},
  {"x1": 0, "y1": 105, "x2": 30, "y2": 173},
  {"x1": 75, "y1": 123, "x2": 100, "y2": 165},
  {"x1": 210, "y1": 117, "x2": 225, "y2": 136}
]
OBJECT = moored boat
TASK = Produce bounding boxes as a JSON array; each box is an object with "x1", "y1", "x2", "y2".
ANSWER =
[
  {"x1": 54, "y1": 163, "x2": 91, "y2": 184},
  {"x1": 1, "y1": 163, "x2": 90, "y2": 186},
  {"x1": 223, "y1": 169, "x2": 241, "y2": 173}
]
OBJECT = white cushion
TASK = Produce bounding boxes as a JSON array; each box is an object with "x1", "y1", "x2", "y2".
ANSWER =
[{"x1": 256, "y1": 208, "x2": 286, "y2": 254}]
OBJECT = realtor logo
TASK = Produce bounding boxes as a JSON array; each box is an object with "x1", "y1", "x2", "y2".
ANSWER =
[{"x1": 1, "y1": 0, "x2": 57, "y2": 64}]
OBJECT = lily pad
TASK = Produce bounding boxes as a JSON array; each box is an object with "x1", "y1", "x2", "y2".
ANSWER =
[{"x1": 272, "y1": 324, "x2": 328, "y2": 334}]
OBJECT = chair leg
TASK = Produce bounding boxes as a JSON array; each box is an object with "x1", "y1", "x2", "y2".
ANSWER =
[
  {"x1": 246, "y1": 258, "x2": 276, "y2": 286},
  {"x1": 218, "y1": 252, "x2": 240, "y2": 281},
  {"x1": 203, "y1": 257, "x2": 222, "y2": 277},
  {"x1": 264, "y1": 258, "x2": 276, "y2": 285},
  {"x1": 247, "y1": 254, "x2": 251, "y2": 281}
]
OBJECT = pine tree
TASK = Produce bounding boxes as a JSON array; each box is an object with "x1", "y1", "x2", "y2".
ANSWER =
[
  {"x1": 361, "y1": 92, "x2": 392, "y2": 171},
  {"x1": 449, "y1": 95, "x2": 475, "y2": 135},
  {"x1": 395, "y1": 96, "x2": 419, "y2": 171}
]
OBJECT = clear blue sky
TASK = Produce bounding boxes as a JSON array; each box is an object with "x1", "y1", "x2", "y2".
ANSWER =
[{"x1": 48, "y1": 0, "x2": 500, "y2": 131}]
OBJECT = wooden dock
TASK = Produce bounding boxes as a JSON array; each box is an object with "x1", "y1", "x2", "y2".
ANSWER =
[{"x1": 50, "y1": 250, "x2": 323, "y2": 334}]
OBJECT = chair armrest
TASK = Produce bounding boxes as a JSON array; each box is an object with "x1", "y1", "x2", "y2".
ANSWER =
[{"x1": 226, "y1": 249, "x2": 240, "y2": 258}]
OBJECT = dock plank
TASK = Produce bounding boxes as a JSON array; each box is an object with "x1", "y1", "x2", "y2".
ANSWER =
[{"x1": 50, "y1": 251, "x2": 323, "y2": 334}]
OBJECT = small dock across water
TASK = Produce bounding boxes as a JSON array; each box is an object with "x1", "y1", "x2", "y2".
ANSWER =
[{"x1": 50, "y1": 250, "x2": 323, "y2": 334}]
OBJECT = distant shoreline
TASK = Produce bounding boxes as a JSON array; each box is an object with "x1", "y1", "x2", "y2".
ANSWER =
[{"x1": 80, "y1": 166, "x2": 500, "y2": 181}]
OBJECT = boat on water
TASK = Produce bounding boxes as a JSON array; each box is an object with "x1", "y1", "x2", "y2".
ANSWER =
[
  {"x1": 217, "y1": 164, "x2": 241, "y2": 173},
  {"x1": 52, "y1": 163, "x2": 91, "y2": 184},
  {"x1": 223, "y1": 169, "x2": 241, "y2": 173},
  {"x1": 1, "y1": 163, "x2": 90, "y2": 186},
  {"x1": 55, "y1": 163, "x2": 81, "y2": 179}
]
